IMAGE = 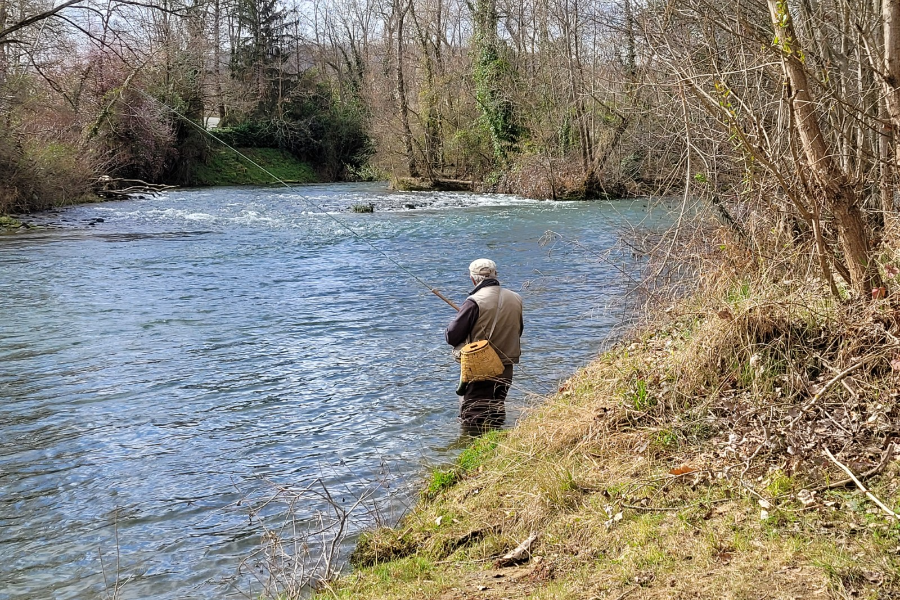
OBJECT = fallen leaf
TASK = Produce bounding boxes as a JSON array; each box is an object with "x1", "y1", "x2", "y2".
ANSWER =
[
  {"x1": 796, "y1": 489, "x2": 817, "y2": 506},
  {"x1": 604, "y1": 511, "x2": 624, "y2": 529},
  {"x1": 670, "y1": 466, "x2": 696, "y2": 476}
]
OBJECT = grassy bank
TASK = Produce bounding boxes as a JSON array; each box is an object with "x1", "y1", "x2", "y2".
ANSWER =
[
  {"x1": 191, "y1": 147, "x2": 317, "y2": 186},
  {"x1": 313, "y1": 271, "x2": 900, "y2": 599}
]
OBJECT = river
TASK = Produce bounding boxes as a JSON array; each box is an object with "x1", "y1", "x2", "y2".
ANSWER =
[{"x1": 0, "y1": 183, "x2": 667, "y2": 599}]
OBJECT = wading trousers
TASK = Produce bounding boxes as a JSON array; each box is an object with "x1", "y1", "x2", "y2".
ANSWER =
[{"x1": 459, "y1": 364, "x2": 513, "y2": 435}]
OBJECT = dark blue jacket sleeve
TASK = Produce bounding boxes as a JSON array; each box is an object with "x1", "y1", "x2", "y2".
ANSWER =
[{"x1": 445, "y1": 299, "x2": 479, "y2": 346}]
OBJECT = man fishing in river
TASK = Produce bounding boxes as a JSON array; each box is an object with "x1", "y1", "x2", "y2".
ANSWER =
[{"x1": 445, "y1": 259, "x2": 524, "y2": 434}]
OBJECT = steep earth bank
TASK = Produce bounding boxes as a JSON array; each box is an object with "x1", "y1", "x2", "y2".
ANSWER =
[{"x1": 315, "y1": 277, "x2": 900, "y2": 600}]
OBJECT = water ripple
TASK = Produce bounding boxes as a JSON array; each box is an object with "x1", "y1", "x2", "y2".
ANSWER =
[{"x1": 0, "y1": 183, "x2": 670, "y2": 599}]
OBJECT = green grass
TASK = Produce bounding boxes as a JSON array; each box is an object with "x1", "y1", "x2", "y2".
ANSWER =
[
  {"x1": 726, "y1": 280, "x2": 752, "y2": 304},
  {"x1": 457, "y1": 429, "x2": 505, "y2": 472},
  {"x1": 423, "y1": 430, "x2": 506, "y2": 500},
  {"x1": 626, "y1": 378, "x2": 655, "y2": 410},
  {"x1": 651, "y1": 427, "x2": 680, "y2": 449},
  {"x1": 192, "y1": 147, "x2": 316, "y2": 186},
  {"x1": 424, "y1": 469, "x2": 459, "y2": 499},
  {"x1": 765, "y1": 470, "x2": 794, "y2": 497}
]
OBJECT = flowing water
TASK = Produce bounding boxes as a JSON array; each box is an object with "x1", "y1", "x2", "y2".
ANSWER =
[{"x1": 0, "y1": 183, "x2": 669, "y2": 599}]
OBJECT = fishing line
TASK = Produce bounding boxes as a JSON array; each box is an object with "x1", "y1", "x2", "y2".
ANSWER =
[{"x1": 136, "y1": 88, "x2": 460, "y2": 311}]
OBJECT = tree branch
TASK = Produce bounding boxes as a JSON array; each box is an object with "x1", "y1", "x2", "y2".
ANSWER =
[{"x1": 0, "y1": 0, "x2": 87, "y2": 44}]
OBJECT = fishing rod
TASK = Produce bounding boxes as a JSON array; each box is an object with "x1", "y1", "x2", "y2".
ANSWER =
[
  {"x1": 136, "y1": 89, "x2": 460, "y2": 312},
  {"x1": 139, "y1": 95, "x2": 581, "y2": 403},
  {"x1": 126, "y1": 93, "x2": 637, "y2": 402}
]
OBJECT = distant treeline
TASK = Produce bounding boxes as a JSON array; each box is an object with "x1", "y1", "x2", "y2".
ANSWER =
[
  {"x1": 3, "y1": 0, "x2": 900, "y2": 296},
  {"x1": 1, "y1": 0, "x2": 660, "y2": 215}
]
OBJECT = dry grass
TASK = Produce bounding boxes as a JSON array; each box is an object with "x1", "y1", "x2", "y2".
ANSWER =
[{"x1": 314, "y1": 220, "x2": 900, "y2": 599}]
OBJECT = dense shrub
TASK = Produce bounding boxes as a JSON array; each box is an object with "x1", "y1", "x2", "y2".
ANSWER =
[
  {"x1": 498, "y1": 152, "x2": 628, "y2": 200},
  {"x1": 82, "y1": 57, "x2": 178, "y2": 182},
  {"x1": 215, "y1": 83, "x2": 371, "y2": 179},
  {"x1": 0, "y1": 128, "x2": 93, "y2": 214}
]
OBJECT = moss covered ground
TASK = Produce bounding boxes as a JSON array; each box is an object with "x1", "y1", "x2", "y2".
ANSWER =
[
  {"x1": 0, "y1": 215, "x2": 25, "y2": 229},
  {"x1": 311, "y1": 272, "x2": 900, "y2": 600},
  {"x1": 191, "y1": 147, "x2": 316, "y2": 186}
]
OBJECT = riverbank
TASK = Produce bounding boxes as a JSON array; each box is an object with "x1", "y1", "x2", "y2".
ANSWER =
[
  {"x1": 0, "y1": 144, "x2": 318, "y2": 219},
  {"x1": 389, "y1": 164, "x2": 645, "y2": 201},
  {"x1": 316, "y1": 271, "x2": 900, "y2": 598},
  {"x1": 190, "y1": 147, "x2": 317, "y2": 186}
]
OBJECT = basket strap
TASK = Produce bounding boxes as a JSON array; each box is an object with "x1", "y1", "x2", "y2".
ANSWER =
[{"x1": 486, "y1": 287, "x2": 503, "y2": 342}]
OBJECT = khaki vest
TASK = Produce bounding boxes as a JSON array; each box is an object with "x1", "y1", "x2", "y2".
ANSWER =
[{"x1": 467, "y1": 286, "x2": 523, "y2": 365}]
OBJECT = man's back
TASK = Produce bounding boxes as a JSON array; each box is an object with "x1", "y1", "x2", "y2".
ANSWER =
[{"x1": 467, "y1": 285, "x2": 523, "y2": 365}]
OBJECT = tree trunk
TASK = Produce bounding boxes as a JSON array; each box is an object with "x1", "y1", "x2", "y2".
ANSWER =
[
  {"x1": 394, "y1": 0, "x2": 418, "y2": 177},
  {"x1": 767, "y1": 0, "x2": 880, "y2": 295},
  {"x1": 410, "y1": 4, "x2": 440, "y2": 178},
  {"x1": 214, "y1": 0, "x2": 225, "y2": 121},
  {"x1": 0, "y1": 0, "x2": 7, "y2": 86},
  {"x1": 882, "y1": 0, "x2": 900, "y2": 224},
  {"x1": 623, "y1": 0, "x2": 636, "y2": 80},
  {"x1": 883, "y1": 0, "x2": 900, "y2": 132}
]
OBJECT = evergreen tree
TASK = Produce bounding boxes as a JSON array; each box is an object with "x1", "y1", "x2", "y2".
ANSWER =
[{"x1": 230, "y1": 0, "x2": 289, "y2": 114}]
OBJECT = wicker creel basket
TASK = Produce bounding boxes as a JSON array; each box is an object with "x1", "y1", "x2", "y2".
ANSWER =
[{"x1": 459, "y1": 340, "x2": 505, "y2": 382}]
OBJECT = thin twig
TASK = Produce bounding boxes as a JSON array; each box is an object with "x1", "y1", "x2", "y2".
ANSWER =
[
  {"x1": 816, "y1": 443, "x2": 895, "y2": 491},
  {"x1": 739, "y1": 479, "x2": 770, "y2": 505},
  {"x1": 114, "y1": 510, "x2": 120, "y2": 600},
  {"x1": 788, "y1": 358, "x2": 871, "y2": 426},
  {"x1": 823, "y1": 446, "x2": 899, "y2": 521},
  {"x1": 98, "y1": 547, "x2": 110, "y2": 600}
]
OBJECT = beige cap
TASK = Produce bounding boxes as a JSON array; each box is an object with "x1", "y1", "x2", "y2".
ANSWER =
[{"x1": 468, "y1": 258, "x2": 498, "y2": 278}]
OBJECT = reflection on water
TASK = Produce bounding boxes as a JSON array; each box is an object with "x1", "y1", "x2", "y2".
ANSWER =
[{"x1": 0, "y1": 183, "x2": 667, "y2": 599}]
